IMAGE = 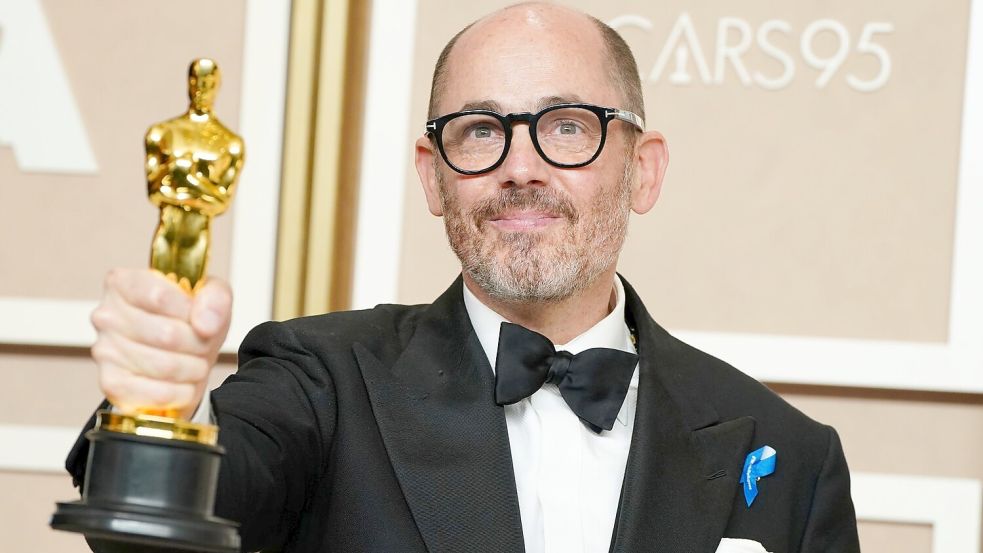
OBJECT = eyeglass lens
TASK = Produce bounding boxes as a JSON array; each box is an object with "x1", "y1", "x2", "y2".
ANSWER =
[{"x1": 441, "y1": 106, "x2": 603, "y2": 172}]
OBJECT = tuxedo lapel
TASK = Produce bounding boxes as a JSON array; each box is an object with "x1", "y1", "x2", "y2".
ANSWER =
[
  {"x1": 355, "y1": 278, "x2": 525, "y2": 553},
  {"x1": 610, "y1": 278, "x2": 755, "y2": 553}
]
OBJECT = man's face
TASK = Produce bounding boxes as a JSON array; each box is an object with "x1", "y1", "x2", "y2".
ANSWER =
[{"x1": 423, "y1": 7, "x2": 638, "y2": 303}]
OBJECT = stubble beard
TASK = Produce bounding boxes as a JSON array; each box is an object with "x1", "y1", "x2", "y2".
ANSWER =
[{"x1": 438, "y1": 158, "x2": 634, "y2": 304}]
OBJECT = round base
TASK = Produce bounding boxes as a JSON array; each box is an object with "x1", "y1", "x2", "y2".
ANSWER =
[
  {"x1": 50, "y1": 423, "x2": 240, "y2": 551},
  {"x1": 52, "y1": 500, "x2": 238, "y2": 553}
]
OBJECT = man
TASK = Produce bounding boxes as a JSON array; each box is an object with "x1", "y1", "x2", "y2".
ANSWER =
[{"x1": 70, "y1": 3, "x2": 860, "y2": 552}]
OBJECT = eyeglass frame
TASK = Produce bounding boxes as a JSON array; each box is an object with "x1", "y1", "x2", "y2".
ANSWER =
[{"x1": 425, "y1": 102, "x2": 645, "y2": 175}]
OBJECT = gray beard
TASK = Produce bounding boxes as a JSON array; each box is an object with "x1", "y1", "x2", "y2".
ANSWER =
[
  {"x1": 439, "y1": 159, "x2": 633, "y2": 304},
  {"x1": 464, "y1": 227, "x2": 590, "y2": 303}
]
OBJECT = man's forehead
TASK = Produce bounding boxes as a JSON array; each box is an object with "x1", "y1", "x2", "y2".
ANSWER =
[{"x1": 440, "y1": 57, "x2": 617, "y2": 115}]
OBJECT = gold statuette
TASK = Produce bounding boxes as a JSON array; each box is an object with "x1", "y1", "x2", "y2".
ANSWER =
[
  {"x1": 51, "y1": 59, "x2": 243, "y2": 551},
  {"x1": 146, "y1": 58, "x2": 244, "y2": 293}
]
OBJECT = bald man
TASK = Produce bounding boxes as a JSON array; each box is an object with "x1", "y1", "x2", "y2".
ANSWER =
[{"x1": 69, "y1": 4, "x2": 860, "y2": 552}]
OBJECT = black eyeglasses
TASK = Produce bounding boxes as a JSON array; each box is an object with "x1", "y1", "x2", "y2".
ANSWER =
[{"x1": 425, "y1": 103, "x2": 644, "y2": 175}]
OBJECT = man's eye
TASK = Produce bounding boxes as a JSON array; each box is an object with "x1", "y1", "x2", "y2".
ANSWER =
[
  {"x1": 464, "y1": 123, "x2": 502, "y2": 140},
  {"x1": 549, "y1": 120, "x2": 588, "y2": 136},
  {"x1": 558, "y1": 122, "x2": 579, "y2": 135}
]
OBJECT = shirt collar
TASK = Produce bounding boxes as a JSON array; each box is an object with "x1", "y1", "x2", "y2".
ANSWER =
[{"x1": 462, "y1": 276, "x2": 638, "y2": 425}]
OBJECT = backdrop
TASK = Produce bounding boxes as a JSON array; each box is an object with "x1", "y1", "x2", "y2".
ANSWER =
[{"x1": 1, "y1": 0, "x2": 981, "y2": 551}]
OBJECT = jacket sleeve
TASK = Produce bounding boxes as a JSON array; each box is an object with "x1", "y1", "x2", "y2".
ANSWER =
[
  {"x1": 210, "y1": 320, "x2": 338, "y2": 552},
  {"x1": 798, "y1": 426, "x2": 861, "y2": 553}
]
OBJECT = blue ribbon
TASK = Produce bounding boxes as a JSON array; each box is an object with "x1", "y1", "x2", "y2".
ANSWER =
[{"x1": 739, "y1": 445, "x2": 776, "y2": 507}]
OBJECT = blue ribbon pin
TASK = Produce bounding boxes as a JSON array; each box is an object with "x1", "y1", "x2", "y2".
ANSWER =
[{"x1": 739, "y1": 445, "x2": 776, "y2": 507}]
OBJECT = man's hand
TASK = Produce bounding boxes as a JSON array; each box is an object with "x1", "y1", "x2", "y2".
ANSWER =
[{"x1": 90, "y1": 268, "x2": 232, "y2": 420}]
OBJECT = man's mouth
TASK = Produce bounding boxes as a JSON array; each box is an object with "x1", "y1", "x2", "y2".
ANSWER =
[{"x1": 486, "y1": 210, "x2": 564, "y2": 231}]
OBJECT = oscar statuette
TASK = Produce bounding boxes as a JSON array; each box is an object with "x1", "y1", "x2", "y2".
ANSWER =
[{"x1": 51, "y1": 59, "x2": 243, "y2": 552}]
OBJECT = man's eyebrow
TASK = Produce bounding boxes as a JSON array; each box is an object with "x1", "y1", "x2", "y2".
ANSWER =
[
  {"x1": 536, "y1": 94, "x2": 585, "y2": 110},
  {"x1": 457, "y1": 95, "x2": 588, "y2": 115},
  {"x1": 459, "y1": 99, "x2": 504, "y2": 113}
]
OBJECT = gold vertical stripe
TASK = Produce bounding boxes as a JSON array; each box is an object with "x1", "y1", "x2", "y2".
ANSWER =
[
  {"x1": 274, "y1": 0, "x2": 367, "y2": 319},
  {"x1": 327, "y1": 0, "x2": 370, "y2": 312},
  {"x1": 303, "y1": 0, "x2": 353, "y2": 315},
  {"x1": 273, "y1": 0, "x2": 323, "y2": 320}
]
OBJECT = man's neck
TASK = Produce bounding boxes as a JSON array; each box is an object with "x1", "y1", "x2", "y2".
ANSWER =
[{"x1": 463, "y1": 268, "x2": 619, "y2": 345}]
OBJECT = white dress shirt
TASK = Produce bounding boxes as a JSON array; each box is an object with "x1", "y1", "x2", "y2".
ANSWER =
[{"x1": 463, "y1": 277, "x2": 639, "y2": 553}]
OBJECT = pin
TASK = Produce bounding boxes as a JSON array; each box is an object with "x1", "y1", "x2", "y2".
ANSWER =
[{"x1": 739, "y1": 445, "x2": 776, "y2": 507}]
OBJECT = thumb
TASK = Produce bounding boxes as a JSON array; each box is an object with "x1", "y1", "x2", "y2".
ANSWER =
[{"x1": 190, "y1": 277, "x2": 233, "y2": 339}]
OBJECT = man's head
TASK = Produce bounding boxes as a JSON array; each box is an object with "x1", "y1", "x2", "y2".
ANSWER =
[
  {"x1": 415, "y1": 3, "x2": 668, "y2": 304},
  {"x1": 188, "y1": 58, "x2": 221, "y2": 112}
]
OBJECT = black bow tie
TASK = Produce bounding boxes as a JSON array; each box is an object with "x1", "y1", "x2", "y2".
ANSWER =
[{"x1": 493, "y1": 322, "x2": 638, "y2": 432}]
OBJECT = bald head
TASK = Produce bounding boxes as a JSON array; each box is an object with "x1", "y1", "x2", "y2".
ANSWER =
[{"x1": 427, "y1": 3, "x2": 644, "y2": 122}]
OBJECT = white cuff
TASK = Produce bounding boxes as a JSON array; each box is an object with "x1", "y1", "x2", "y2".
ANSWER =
[{"x1": 189, "y1": 392, "x2": 214, "y2": 425}]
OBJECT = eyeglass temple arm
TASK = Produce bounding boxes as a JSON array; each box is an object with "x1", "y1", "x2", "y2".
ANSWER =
[{"x1": 606, "y1": 108, "x2": 645, "y2": 131}]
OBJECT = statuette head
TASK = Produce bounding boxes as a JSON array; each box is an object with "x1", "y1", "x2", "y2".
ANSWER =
[{"x1": 188, "y1": 58, "x2": 221, "y2": 112}]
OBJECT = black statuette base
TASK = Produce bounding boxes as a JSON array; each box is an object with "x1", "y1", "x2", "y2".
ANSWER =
[{"x1": 50, "y1": 428, "x2": 239, "y2": 553}]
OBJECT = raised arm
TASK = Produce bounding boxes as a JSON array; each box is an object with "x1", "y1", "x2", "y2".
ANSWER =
[{"x1": 210, "y1": 320, "x2": 337, "y2": 550}]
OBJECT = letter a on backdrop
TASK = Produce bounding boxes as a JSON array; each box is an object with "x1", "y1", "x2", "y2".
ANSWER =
[{"x1": 0, "y1": 0, "x2": 98, "y2": 174}]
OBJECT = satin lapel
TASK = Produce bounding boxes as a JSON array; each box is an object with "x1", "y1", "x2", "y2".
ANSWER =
[
  {"x1": 610, "y1": 278, "x2": 756, "y2": 553},
  {"x1": 355, "y1": 278, "x2": 525, "y2": 553}
]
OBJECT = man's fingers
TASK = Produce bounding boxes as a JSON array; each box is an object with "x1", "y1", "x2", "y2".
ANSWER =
[
  {"x1": 99, "y1": 331, "x2": 212, "y2": 384},
  {"x1": 106, "y1": 268, "x2": 192, "y2": 320},
  {"x1": 190, "y1": 277, "x2": 232, "y2": 340},
  {"x1": 98, "y1": 363, "x2": 201, "y2": 412},
  {"x1": 91, "y1": 295, "x2": 211, "y2": 357},
  {"x1": 92, "y1": 268, "x2": 227, "y2": 417}
]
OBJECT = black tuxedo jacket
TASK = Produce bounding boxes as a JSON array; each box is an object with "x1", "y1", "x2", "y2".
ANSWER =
[{"x1": 68, "y1": 277, "x2": 860, "y2": 552}]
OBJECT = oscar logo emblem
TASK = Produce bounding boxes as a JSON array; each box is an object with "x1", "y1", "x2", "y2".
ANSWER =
[{"x1": 51, "y1": 59, "x2": 243, "y2": 552}]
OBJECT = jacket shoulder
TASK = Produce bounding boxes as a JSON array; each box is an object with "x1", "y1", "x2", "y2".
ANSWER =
[
  {"x1": 240, "y1": 303, "x2": 428, "y2": 362},
  {"x1": 662, "y1": 335, "x2": 858, "y2": 549},
  {"x1": 664, "y1": 332, "x2": 831, "y2": 445}
]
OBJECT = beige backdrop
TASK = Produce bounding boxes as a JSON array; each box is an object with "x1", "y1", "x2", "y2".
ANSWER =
[
  {"x1": 0, "y1": 0, "x2": 245, "y2": 299},
  {"x1": 0, "y1": 0, "x2": 246, "y2": 550},
  {"x1": 3, "y1": 0, "x2": 983, "y2": 551}
]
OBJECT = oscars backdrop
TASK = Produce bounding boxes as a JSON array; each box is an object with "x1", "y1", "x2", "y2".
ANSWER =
[{"x1": 2, "y1": 0, "x2": 982, "y2": 551}]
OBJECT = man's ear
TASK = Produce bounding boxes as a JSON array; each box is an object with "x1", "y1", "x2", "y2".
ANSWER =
[
  {"x1": 630, "y1": 130, "x2": 669, "y2": 215},
  {"x1": 415, "y1": 136, "x2": 444, "y2": 216}
]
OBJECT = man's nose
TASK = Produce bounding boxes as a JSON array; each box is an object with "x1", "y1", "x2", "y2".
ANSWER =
[{"x1": 497, "y1": 124, "x2": 549, "y2": 187}]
